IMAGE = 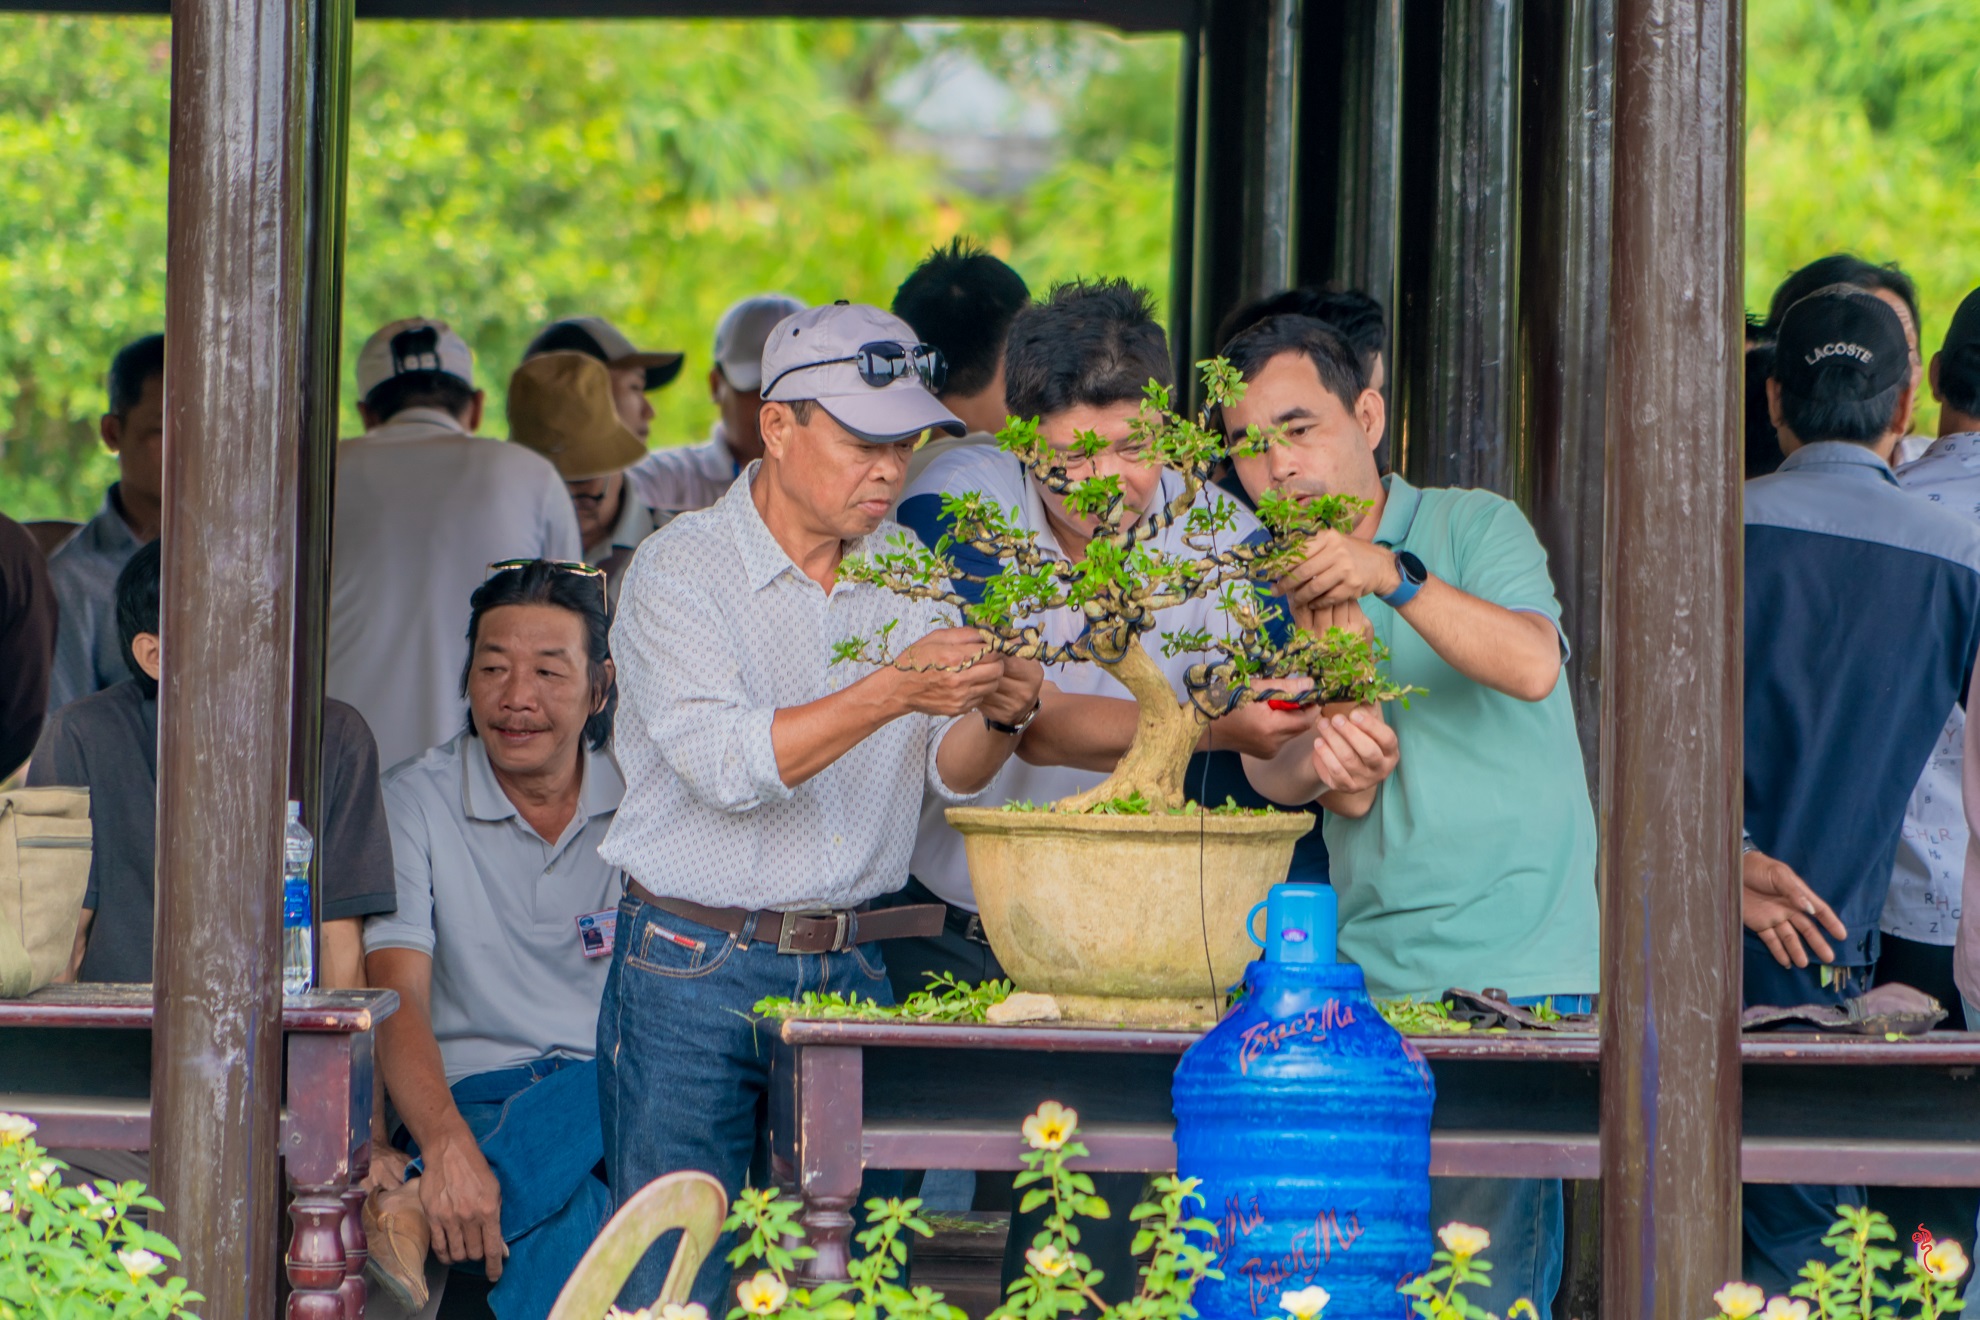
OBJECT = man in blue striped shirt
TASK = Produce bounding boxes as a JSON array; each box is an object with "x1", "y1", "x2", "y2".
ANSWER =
[{"x1": 1741, "y1": 286, "x2": 1980, "y2": 1287}]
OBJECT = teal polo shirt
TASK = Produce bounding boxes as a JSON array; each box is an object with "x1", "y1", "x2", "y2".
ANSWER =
[{"x1": 1324, "y1": 474, "x2": 1600, "y2": 1001}]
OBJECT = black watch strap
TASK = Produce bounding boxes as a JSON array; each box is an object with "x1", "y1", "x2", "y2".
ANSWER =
[{"x1": 983, "y1": 698, "x2": 1041, "y2": 736}]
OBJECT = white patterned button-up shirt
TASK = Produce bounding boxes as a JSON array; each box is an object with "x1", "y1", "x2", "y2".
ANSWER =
[{"x1": 601, "y1": 464, "x2": 973, "y2": 911}]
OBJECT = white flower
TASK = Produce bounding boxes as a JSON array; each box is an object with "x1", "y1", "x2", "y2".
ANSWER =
[
  {"x1": 1925, "y1": 1240, "x2": 1970, "y2": 1283},
  {"x1": 1022, "y1": 1101, "x2": 1078, "y2": 1151},
  {"x1": 0, "y1": 1113, "x2": 36, "y2": 1145},
  {"x1": 118, "y1": 1248, "x2": 164, "y2": 1281},
  {"x1": 1279, "y1": 1284, "x2": 1331, "y2": 1319},
  {"x1": 1026, "y1": 1245, "x2": 1072, "y2": 1277},
  {"x1": 1758, "y1": 1299, "x2": 1808, "y2": 1320},
  {"x1": 1712, "y1": 1283, "x2": 1766, "y2": 1319},
  {"x1": 604, "y1": 1309, "x2": 653, "y2": 1320},
  {"x1": 0, "y1": 1190, "x2": 13, "y2": 1213},
  {"x1": 657, "y1": 1305, "x2": 709, "y2": 1320},
  {"x1": 736, "y1": 1271, "x2": 788, "y2": 1315},
  {"x1": 1436, "y1": 1222, "x2": 1491, "y2": 1258}
]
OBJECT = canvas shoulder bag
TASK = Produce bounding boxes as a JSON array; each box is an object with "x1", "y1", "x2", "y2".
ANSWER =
[{"x1": 0, "y1": 786, "x2": 92, "y2": 997}]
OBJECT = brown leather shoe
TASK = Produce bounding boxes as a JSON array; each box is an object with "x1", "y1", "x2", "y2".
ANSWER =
[{"x1": 362, "y1": 1182, "x2": 431, "y2": 1311}]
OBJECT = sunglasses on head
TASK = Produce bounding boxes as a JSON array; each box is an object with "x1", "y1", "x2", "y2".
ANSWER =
[
  {"x1": 484, "y1": 559, "x2": 608, "y2": 604},
  {"x1": 764, "y1": 340, "x2": 949, "y2": 397}
]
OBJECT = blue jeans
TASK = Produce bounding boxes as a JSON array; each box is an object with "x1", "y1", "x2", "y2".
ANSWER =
[
  {"x1": 404, "y1": 1056, "x2": 611, "y2": 1320},
  {"x1": 596, "y1": 895, "x2": 898, "y2": 1313},
  {"x1": 1427, "y1": 993, "x2": 1593, "y2": 1317}
]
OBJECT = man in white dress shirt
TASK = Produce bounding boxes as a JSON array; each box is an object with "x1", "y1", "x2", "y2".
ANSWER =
[
  {"x1": 329, "y1": 319, "x2": 582, "y2": 769},
  {"x1": 596, "y1": 302, "x2": 1044, "y2": 1311}
]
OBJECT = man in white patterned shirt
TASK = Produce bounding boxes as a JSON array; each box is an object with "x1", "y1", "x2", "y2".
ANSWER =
[{"x1": 596, "y1": 302, "x2": 1044, "y2": 1311}]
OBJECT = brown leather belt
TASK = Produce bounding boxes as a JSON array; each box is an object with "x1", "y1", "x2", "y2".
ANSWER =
[{"x1": 626, "y1": 881, "x2": 944, "y2": 955}]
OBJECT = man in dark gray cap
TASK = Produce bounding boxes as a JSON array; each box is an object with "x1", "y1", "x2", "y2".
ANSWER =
[
  {"x1": 596, "y1": 301, "x2": 1045, "y2": 1312},
  {"x1": 1740, "y1": 285, "x2": 1980, "y2": 1289}
]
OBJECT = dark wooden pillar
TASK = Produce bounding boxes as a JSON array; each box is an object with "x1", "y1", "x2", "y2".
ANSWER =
[
  {"x1": 1189, "y1": 0, "x2": 1303, "y2": 374},
  {"x1": 1400, "y1": 0, "x2": 1521, "y2": 495},
  {"x1": 1169, "y1": 23, "x2": 1201, "y2": 393},
  {"x1": 1329, "y1": 0, "x2": 1402, "y2": 359},
  {"x1": 290, "y1": 0, "x2": 355, "y2": 942},
  {"x1": 154, "y1": 0, "x2": 307, "y2": 1309},
  {"x1": 1518, "y1": 0, "x2": 1614, "y2": 798},
  {"x1": 1598, "y1": 0, "x2": 1744, "y2": 1312}
]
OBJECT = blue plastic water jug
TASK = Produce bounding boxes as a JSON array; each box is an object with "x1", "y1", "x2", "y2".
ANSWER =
[{"x1": 1173, "y1": 883, "x2": 1434, "y2": 1320}]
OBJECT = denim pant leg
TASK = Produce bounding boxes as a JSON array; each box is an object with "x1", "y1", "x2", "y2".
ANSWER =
[
  {"x1": 597, "y1": 897, "x2": 896, "y2": 1314},
  {"x1": 447, "y1": 1058, "x2": 612, "y2": 1320},
  {"x1": 1428, "y1": 1177, "x2": 1562, "y2": 1316},
  {"x1": 1740, "y1": 951, "x2": 1865, "y2": 1291}
]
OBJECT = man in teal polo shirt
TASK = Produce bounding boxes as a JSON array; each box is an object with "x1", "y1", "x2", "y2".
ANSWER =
[{"x1": 1219, "y1": 314, "x2": 1599, "y2": 1318}]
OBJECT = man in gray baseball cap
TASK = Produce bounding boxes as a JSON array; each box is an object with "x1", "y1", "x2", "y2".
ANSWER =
[
  {"x1": 758, "y1": 300, "x2": 970, "y2": 444},
  {"x1": 596, "y1": 300, "x2": 1036, "y2": 1311}
]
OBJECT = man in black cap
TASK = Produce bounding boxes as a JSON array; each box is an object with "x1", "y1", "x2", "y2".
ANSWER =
[
  {"x1": 523, "y1": 316, "x2": 684, "y2": 445},
  {"x1": 1739, "y1": 285, "x2": 1980, "y2": 1288}
]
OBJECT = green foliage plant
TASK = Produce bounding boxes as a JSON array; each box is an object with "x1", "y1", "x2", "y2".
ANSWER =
[
  {"x1": 836, "y1": 358, "x2": 1414, "y2": 815},
  {"x1": 753, "y1": 972, "x2": 1014, "y2": 1023},
  {"x1": 716, "y1": 1102, "x2": 1219, "y2": 1320},
  {"x1": 0, "y1": 1113, "x2": 203, "y2": 1319},
  {"x1": 1704, "y1": 1205, "x2": 1968, "y2": 1320}
]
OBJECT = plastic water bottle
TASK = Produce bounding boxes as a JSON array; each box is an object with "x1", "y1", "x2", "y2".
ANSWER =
[
  {"x1": 1173, "y1": 884, "x2": 1435, "y2": 1320},
  {"x1": 282, "y1": 801, "x2": 315, "y2": 996}
]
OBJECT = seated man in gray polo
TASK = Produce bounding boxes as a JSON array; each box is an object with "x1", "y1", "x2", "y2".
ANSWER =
[{"x1": 362, "y1": 560, "x2": 623, "y2": 1319}]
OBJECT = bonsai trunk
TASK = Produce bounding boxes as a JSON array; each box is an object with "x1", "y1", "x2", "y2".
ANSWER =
[{"x1": 1052, "y1": 639, "x2": 1207, "y2": 813}]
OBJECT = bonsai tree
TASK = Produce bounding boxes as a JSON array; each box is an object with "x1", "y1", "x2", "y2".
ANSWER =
[{"x1": 836, "y1": 359, "x2": 1412, "y2": 815}]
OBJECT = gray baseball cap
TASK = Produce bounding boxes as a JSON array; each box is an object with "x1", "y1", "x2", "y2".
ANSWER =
[{"x1": 760, "y1": 302, "x2": 966, "y2": 443}]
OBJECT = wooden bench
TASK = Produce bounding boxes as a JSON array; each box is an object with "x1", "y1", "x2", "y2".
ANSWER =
[
  {"x1": 766, "y1": 1018, "x2": 1980, "y2": 1282},
  {"x1": 0, "y1": 983, "x2": 397, "y2": 1318}
]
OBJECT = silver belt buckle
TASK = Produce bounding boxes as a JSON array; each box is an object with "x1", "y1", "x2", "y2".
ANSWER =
[
  {"x1": 777, "y1": 910, "x2": 850, "y2": 954},
  {"x1": 963, "y1": 914, "x2": 987, "y2": 945}
]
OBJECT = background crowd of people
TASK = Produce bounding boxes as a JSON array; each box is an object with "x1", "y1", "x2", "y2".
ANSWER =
[{"x1": 2, "y1": 238, "x2": 1978, "y2": 1320}]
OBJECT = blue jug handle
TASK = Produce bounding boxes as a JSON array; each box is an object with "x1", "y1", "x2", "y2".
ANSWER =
[{"x1": 1246, "y1": 900, "x2": 1268, "y2": 949}]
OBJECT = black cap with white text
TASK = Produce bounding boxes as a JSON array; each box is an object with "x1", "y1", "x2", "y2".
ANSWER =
[{"x1": 1771, "y1": 285, "x2": 1910, "y2": 402}]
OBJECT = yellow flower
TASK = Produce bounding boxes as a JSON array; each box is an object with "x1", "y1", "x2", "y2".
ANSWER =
[
  {"x1": 1436, "y1": 1222, "x2": 1491, "y2": 1259},
  {"x1": 736, "y1": 1271, "x2": 788, "y2": 1316},
  {"x1": 1712, "y1": 1283, "x2": 1766, "y2": 1318},
  {"x1": 1758, "y1": 1299, "x2": 1808, "y2": 1320},
  {"x1": 1279, "y1": 1285, "x2": 1331, "y2": 1319},
  {"x1": 118, "y1": 1248, "x2": 164, "y2": 1281},
  {"x1": 25, "y1": 1161, "x2": 56, "y2": 1191},
  {"x1": 0, "y1": 1113, "x2": 36, "y2": 1146},
  {"x1": 1026, "y1": 1245, "x2": 1072, "y2": 1277},
  {"x1": 1022, "y1": 1101, "x2": 1078, "y2": 1151},
  {"x1": 1925, "y1": 1240, "x2": 1970, "y2": 1283}
]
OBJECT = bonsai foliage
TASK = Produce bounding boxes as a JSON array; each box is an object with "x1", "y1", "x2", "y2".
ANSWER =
[
  {"x1": 720, "y1": 1102, "x2": 1219, "y2": 1320},
  {"x1": 837, "y1": 359, "x2": 1413, "y2": 813},
  {"x1": 1706, "y1": 1206, "x2": 1968, "y2": 1320},
  {"x1": 0, "y1": 1113, "x2": 203, "y2": 1319}
]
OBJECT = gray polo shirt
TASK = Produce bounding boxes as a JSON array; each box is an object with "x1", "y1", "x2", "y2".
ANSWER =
[
  {"x1": 364, "y1": 733, "x2": 625, "y2": 1085},
  {"x1": 46, "y1": 485, "x2": 147, "y2": 716}
]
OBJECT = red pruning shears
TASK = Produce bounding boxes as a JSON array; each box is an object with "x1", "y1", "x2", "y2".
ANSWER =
[{"x1": 1266, "y1": 698, "x2": 1304, "y2": 712}]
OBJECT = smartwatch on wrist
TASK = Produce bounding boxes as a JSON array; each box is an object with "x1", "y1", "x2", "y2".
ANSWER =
[
  {"x1": 984, "y1": 698, "x2": 1041, "y2": 737},
  {"x1": 1377, "y1": 551, "x2": 1428, "y2": 608}
]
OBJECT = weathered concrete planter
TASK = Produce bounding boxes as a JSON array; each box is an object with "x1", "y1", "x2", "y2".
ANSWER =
[{"x1": 945, "y1": 806, "x2": 1314, "y2": 1026}]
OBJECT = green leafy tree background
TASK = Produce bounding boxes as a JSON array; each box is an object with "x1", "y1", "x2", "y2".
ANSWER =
[
  {"x1": 4, "y1": 0, "x2": 1977, "y2": 521},
  {"x1": 0, "y1": 18, "x2": 1178, "y2": 519}
]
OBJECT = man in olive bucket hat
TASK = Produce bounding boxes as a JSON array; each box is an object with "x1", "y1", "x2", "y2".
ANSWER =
[{"x1": 509, "y1": 351, "x2": 674, "y2": 609}]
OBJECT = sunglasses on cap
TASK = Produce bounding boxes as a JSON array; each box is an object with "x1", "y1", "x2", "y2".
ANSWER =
[{"x1": 764, "y1": 341, "x2": 949, "y2": 397}]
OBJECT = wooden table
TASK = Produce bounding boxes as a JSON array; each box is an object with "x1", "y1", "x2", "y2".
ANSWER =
[
  {"x1": 766, "y1": 1018, "x2": 1980, "y2": 1281},
  {"x1": 0, "y1": 984, "x2": 398, "y2": 1318}
]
